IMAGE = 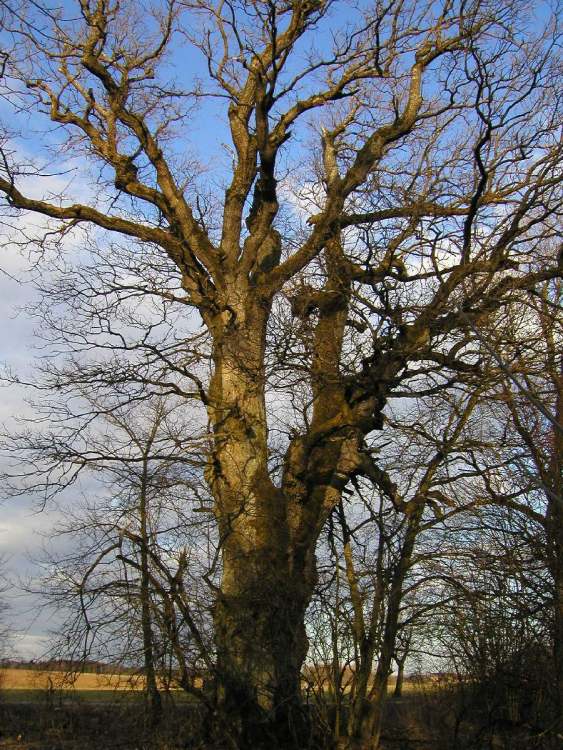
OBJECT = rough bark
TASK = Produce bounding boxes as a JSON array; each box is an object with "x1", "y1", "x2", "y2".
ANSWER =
[
  {"x1": 204, "y1": 264, "x2": 371, "y2": 745},
  {"x1": 204, "y1": 289, "x2": 316, "y2": 746}
]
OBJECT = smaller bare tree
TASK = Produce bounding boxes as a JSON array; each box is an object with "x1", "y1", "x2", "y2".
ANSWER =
[{"x1": 22, "y1": 395, "x2": 216, "y2": 726}]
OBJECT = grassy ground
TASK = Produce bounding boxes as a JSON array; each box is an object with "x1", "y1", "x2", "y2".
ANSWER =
[
  {"x1": 0, "y1": 671, "x2": 199, "y2": 750},
  {"x1": 0, "y1": 688, "x2": 153, "y2": 703},
  {"x1": 0, "y1": 688, "x2": 444, "y2": 750},
  {"x1": 0, "y1": 698, "x2": 201, "y2": 750},
  {"x1": 2, "y1": 671, "x2": 558, "y2": 749}
]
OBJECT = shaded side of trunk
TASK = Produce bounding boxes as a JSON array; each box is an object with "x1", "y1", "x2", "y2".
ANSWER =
[{"x1": 214, "y1": 544, "x2": 316, "y2": 748}]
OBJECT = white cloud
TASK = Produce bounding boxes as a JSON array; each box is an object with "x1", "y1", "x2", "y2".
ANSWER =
[{"x1": 12, "y1": 633, "x2": 51, "y2": 661}]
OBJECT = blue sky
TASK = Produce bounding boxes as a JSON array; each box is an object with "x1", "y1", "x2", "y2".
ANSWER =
[{"x1": 0, "y1": 254, "x2": 63, "y2": 658}]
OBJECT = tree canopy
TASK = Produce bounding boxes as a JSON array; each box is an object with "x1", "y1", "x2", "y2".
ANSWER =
[{"x1": 0, "y1": 2, "x2": 561, "y2": 748}]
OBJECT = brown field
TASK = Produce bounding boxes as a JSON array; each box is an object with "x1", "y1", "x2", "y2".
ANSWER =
[
  {"x1": 1, "y1": 666, "x2": 431, "y2": 695},
  {"x1": 0, "y1": 667, "x2": 205, "y2": 694},
  {"x1": 302, "y1": 667, "x2": 434, "y2": 694},
  {"x1": 1, "y1": 667, "x2": 148, "y2": 691}
]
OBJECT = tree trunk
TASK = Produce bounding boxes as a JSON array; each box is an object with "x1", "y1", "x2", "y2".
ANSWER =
[
  {"x1": 394, "y1": 660, "x2": 405, "y2": 699},
  {"x1": 140, "y1": 556, "x2": 162, "y2": 728},
  {"x1": 139, "y1": 452, "x2": 162, "y2": 728},
  {"x1": 214, "y1": 550, "x2": 315, "y2": 747},
  {"x1": 204, "y1": 272, "x2": 370, "y2": 746},
  {"x1": 206, "y1": 298, "x2": 318, "y2": 747},
  {"x1": 345, "y1": 507, "x2": 423, "y2": 749}
]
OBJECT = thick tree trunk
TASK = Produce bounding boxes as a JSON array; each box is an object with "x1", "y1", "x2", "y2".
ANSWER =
[
  {"x1": 204, "y1": 272, "x2": 370, "y2": 746},
  {"x1": 214, "y1": 551, "x2": 315, "y2": 747},
  {"x1": 206, "y1": 297, "x2": 319, "y2": 747}
]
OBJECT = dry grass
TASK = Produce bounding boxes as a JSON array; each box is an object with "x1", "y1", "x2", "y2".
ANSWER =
[
  {"x1": 302, "y1": 670, "x2": 430, "y2": 695},
  {"x1": 1, "y1": 667, "x2": 146, "y2": 691}
]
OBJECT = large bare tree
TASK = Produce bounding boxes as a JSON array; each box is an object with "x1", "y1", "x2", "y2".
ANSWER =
[{"x1": 0, "y1": 1, "x2": 561, "y2": 746}]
